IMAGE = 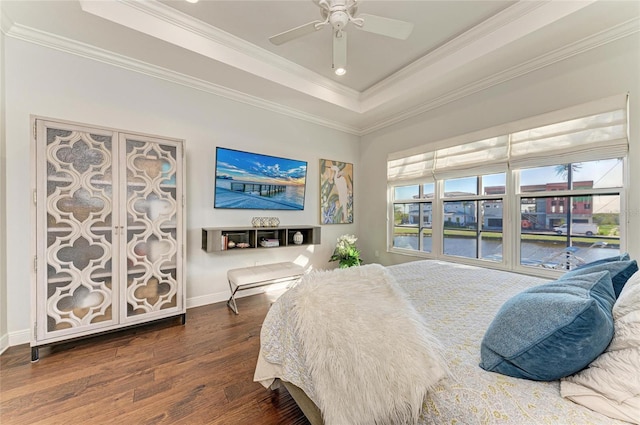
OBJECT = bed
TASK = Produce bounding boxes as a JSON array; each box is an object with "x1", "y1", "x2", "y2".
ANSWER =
[{"x1": 254, "y1": 259, "x2": 639, "y2": 424}]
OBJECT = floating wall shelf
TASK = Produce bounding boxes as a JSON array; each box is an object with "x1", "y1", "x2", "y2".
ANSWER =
[{"x1": 201, "y1": 226, "x2": 321, "y2": 253}]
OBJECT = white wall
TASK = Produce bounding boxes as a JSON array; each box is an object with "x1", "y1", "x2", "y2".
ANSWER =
[
  {"x1": 358, "y1": 35, "x2": 640, "y2": 266},
  {"x1": 3, "y1": 39, "x2": 358, "y2": 346}
]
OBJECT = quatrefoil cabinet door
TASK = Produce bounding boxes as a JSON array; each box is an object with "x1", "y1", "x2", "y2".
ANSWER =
[
  {"x1": 119, "y1": 133, "x2": 184, "y2": 324},
  {"x1": 34, "y1": 119, "x2": 120, "y2": 341},
  {"x1": 33, "y1": 118, "x2": 185, "y2": 347}
]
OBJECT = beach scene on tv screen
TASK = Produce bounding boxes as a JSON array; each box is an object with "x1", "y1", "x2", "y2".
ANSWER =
[{"x1": 214, "y1": 147, "x2": 307, "y2": 210}]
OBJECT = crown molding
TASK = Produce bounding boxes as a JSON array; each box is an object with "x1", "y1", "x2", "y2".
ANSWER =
[
  {"x1": 360, "y1": 0, "x2": 597, "y2": 113},
  {"x1": 79, "y1": 0, "x2": 363, "y2": 113},
  {"x1": 4, "y1": 23, "x2": 362, "y2": 135},
  {"x1": 0, "y1": 5, "x2": 14, "y2": 36},
  {"x1": 360, "y1": 17, "x2": 640, "y2": 135},
  {"x1": 362, "y1": 0, "x2": 546, "y2": 98}
]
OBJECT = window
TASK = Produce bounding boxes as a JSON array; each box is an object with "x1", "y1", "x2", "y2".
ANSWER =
[
  {"x1": 518, "y1": 161, "x2": 622, "y2": 269},
  {"x1": 441, "y1": 175, "x2": 505, "y2": 261},
  {"x1": 392, "y1": 184, "x2": 433, "y2": 253},
  {"x1": 387, "y1": 95, "x2": 628, "y2": 273}
]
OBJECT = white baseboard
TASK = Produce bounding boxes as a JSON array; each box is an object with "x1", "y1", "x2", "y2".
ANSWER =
[
  {"x1": 186, "y1": 290, "x2": 231, "y2": 309},
  {"x1": 1, "y1": 290, "x2": 276, "y2": 352},
  {"x1": 0, "y1": 332, "x2": 8, "y2": 355},
  {"x1": 186, "y1": 287, "x2": 269, "y2": 309},
  {"x1": 8, "y1": 329, "x2": 30, "y2": 348}
]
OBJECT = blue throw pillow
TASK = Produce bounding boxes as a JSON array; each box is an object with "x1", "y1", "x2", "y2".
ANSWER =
[
  {"x1": 563, "y1": 257, "x2": 637, "y2": 298},
  {"x1": 574, "y1": 253, "x2": 630, "y2": 268},
  {"x1": 480, "y1": 270, "x2": 615, "y2": 381}
]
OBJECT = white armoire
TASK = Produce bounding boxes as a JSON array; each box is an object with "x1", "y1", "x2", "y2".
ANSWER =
[{"x1": 31, "y1": 117, "x2": 186, "y2": 361}]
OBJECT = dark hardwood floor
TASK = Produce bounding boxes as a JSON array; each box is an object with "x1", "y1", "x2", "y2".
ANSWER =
[{"x1": 0, "y1": 294, "x2": 310, "y2": 425}]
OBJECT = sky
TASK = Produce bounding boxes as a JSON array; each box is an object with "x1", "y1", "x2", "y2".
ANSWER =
[{"x1": 215, "y1": 147, "x2": 307, "y2": 186}]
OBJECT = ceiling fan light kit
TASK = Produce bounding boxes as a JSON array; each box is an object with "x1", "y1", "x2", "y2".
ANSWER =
[
  {"x1": 269, "y1": 0, "x2": 413, "y2": 75},
  {"x1": 333, "y1": 29, "x2": 347, "y2": 75}
]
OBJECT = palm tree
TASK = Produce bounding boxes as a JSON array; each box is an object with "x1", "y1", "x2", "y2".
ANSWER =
[{"x1": 554, "y1": 163, "x2": 582, "y2": 180}]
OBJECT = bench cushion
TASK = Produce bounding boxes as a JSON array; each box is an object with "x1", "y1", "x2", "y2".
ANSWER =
[{"x1": 228, "y1": 262, "x2": 304, "y2": 287}]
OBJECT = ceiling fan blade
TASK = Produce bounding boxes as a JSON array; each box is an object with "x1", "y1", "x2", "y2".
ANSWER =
[
  {"x1": 333, "y1": 31, "x2": 347, "y2": 72},
  {"x1": 269, "y1": 21, "x2": 323, "y2": 45},
  {"x1": 357, "y1": 13, "x2": 413, "y2": 40}
]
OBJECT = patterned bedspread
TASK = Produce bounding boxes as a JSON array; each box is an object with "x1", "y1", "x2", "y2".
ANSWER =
[{"x1": 255, "y1": 260, "x2": 629, "y2": 424}]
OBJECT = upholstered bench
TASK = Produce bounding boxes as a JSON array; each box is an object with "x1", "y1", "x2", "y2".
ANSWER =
[{"x1": 226, "y1": 262, "x2": 304, "y2": 314}]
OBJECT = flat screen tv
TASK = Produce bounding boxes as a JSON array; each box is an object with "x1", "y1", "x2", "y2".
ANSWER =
[{"x1": 214, "y1": 147, "x2": 307, "y2": 210}]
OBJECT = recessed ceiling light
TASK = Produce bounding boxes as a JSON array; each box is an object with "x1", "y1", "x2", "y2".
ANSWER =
[
  {"x1": 334, "y1": 67, "x2": 346, "y2": 76},
  {"x1": 185, "y1": 0, "x2": 199, "y2": 3}
]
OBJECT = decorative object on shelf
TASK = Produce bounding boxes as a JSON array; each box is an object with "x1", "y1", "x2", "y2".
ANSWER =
[
  {"x1": 329, "y1": 234, "x2": 362, "y2": 268},
  {"x1": 227, "y1": 240, "x2": 236, "y2": 249},
  {"x1": 293, "y1": 231, "x2": 304, "y2": 245},
  {"x1": 251, "y1": 216, "x2": 280, "y2": 227},
  {"x1": 320, "y1": 159, "x2": 354, "y2": 224},
  {"x1": 260, "y1": 238, "x2": 280, "y2": 248}
]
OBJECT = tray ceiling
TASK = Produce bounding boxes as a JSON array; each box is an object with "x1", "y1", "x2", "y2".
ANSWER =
[{"x1": 2, "y1": 0, "x2": 638, "y2": 134}]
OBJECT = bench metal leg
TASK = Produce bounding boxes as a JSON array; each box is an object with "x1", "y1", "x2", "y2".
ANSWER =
[
  {"x1": 226, "y1": 272, "x2": 303, "y2": 315},
  {"x1": 227, "y1": 280, "x2": 239, "y2": 314}
]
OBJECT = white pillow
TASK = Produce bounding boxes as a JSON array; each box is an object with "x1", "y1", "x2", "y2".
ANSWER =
[{"x1": 561, "y1": 270, "x2": 640, "y2": 424}]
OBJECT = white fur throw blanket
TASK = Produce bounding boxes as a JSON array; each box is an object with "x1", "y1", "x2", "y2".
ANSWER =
[{"x1": 287, "y1": 264, "x2": 449, "y2": 425}]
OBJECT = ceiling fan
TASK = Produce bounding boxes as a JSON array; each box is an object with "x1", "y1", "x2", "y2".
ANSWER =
[{"x1": 269, "y1": 0, "x2": 414, "y2": 75}]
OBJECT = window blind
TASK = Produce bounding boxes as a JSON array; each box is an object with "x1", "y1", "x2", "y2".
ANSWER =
[
  {"x1": 509, "y1": 108, "x2": 627, "y2": 168},
  {"x1": 387, "y1": 151, "x2": 434, "y2": 182},
  {"x1": 433, "y1": 136, "x2": 508, "y2": 180},
  {"x1": 387, "y1": 94, "x2": 628, "y2": 182}
]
